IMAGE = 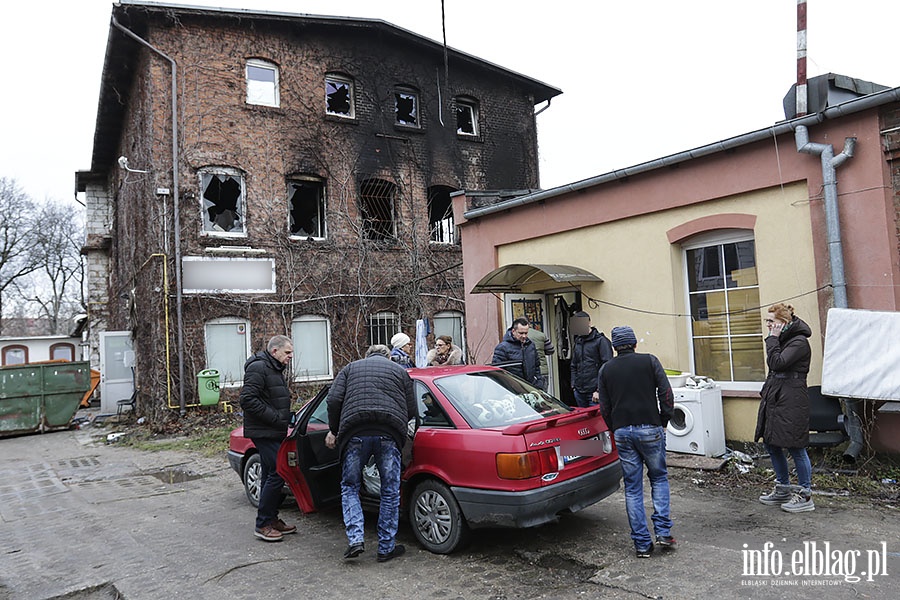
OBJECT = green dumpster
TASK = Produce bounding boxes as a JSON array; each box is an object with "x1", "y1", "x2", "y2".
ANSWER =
[
  {"x1": 0, "y1": 361, "x2": 92, "y2": 437},
  {"x1": 197, "y1": 369, "x2": 221, "y2": 406}
]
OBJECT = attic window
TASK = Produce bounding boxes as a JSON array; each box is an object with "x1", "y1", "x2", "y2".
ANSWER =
[
  {"x1": 428, "y1": 185, "x2": 457, "y2": 244},
  {"x1": 325, "y1": 74, "x2": 355, "y2": 118},
  {"x1": 394, "y1": 88, "x2": 419, "y2": 127},
  {"x1": 288, "y1": 178, "x2": 326, "y2": 239},
  {"x1": 359, "y1": 178, "x2": 397, "y2": 241},
  {"x1": 455, "y1": 97, "x2": 478, "y2": 136},
  {"x1": 200, "y1": 170, "x2": 246, "y2": 236},
  {"x1": 246, "y1": 59, "x2": 279, "y2": 107}
]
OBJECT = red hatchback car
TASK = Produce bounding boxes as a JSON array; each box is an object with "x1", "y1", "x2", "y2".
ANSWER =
[{"x1": 228, "y1": 365, "x2": 622, "y2": 554}]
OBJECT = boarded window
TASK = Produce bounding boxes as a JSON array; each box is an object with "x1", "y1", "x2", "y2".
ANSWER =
[
  {"x1": 325, "y1": 74, "x2": 354, "y2": 118},
  {"x1": 428, "y1": 185, "x2": 457, "y2": 244},
  {"x1": 394, "y1": 89, "x2": 419, "y2": 126},
  {"x1": 204, "y1": 318, "x2": 251, "y2": 386},
  {"x1": 359, "y1": 179, "x2": 396, "y2": 241},
  {"x1": 288, "y1": 178, "x2": 326, "y2": 239},
  {"x1": 246, "y1": 59, "x2": 279, "y2": 107},
  {"x1": 200, "y1": 171, "x2": 245, "y2": 235},
  {"x1": 455, "y1": 97, "x2": 478, "y2": 136}
]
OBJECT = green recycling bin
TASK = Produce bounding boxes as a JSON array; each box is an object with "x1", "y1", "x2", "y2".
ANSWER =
[{"x1": 197, "y1": 369, "x2": 221, "y2": 406}]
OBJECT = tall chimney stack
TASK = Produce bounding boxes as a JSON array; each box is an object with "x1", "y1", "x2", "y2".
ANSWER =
[{"x1": 796, "y1": 0, "x2": 808, "y2": 117}]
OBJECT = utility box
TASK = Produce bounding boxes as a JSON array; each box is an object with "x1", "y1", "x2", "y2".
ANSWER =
[
  {"x1": 197, "y1": 369, "x2": 221, "y2": 406},
  {"x1": 0, "y1": 361, "x2": 92, "y2": 437}
]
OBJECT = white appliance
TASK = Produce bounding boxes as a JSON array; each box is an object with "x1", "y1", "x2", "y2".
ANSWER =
[{"x1": 666, "y1": 387, "x2": 726, "y2": 457}]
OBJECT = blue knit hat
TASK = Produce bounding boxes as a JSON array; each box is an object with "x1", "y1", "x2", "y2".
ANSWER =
[{"x1": 611, "y1": 326, "x2": 637, "y2": 348}]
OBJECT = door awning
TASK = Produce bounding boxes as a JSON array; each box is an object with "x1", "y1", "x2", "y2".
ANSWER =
[{"x1": 471, "y1": 264, "x2": 603, "y2": 294}]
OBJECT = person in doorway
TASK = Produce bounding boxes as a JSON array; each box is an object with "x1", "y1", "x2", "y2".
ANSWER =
[
  {"x1": 239, "y1": 334, "x2": 297, "y2": 542},
  {"x1": 570, "y1": 311, "x2": 613, "y2": 407},
  {"x1": 325, "y1": 345, "x2": 417, "y2": 562},
  {"x1": 426, "y1": 335, "x2": 463, "y2": 366},
  {"x1": 597, "y1": 326, "x2": 675, "y2": 558},
  {"x1": 755, "y1": 303, "x2": 815, "y2": 512},
  {"x1": 491, "y1": 316, "x2": 543, "y2": 389},
  {"x1": 527, "y1": 326, "x2": 555, "y2": 391},
  {"x1": 389, "y1": 332, "x2": 414, "y2": 368}
]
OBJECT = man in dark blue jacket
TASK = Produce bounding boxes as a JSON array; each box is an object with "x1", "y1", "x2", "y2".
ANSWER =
[
  {"x1": 325, "y1": 345, "x2": 417, "y2": 563},
  {"x1": 491, "y1": 317, "x2": 543, "y2": 389},
  {"x1": 239, "y1": 335, "x2": 296, "y2": 542},
  {"x1": 570, "y1": 311, "x2": 613, "y2": 407}
]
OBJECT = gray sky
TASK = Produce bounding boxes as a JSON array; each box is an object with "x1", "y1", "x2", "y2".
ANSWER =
[{"x1": 2, "y1": 0, "x2": 898, "y2": 206}]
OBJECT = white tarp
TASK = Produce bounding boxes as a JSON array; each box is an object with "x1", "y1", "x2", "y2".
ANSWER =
[{"x1": 821, "y1": 308, "x2": 900, "y2": 401}]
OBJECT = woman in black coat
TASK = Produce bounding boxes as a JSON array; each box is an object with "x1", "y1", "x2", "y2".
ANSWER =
[{"x1": 754, "y1": 303, "x2": 815, "y2": 513}]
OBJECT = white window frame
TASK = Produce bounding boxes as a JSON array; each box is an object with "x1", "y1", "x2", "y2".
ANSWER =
[
  {"x1": 325, "y1": 73, "x2": 355, "y2": 119},
  {"x1": 369, "y1": 311, "x2": 400, "y2": 347},
  {"x1": 394, "y1": 87, "x2": 420, "y2": 128},
  {"x1": 682, "y1": 229, "x2": 764, "y2": 392},
  {"x1": 246, "y1": 59, "x2": 280, "y2": 107},
  {"x1": 433, "y1": 310, "x2": 465, "y2": 362},
  {"x1": 204, "y1": 317, "x2": 252, "y2": 388},
  {"x1": 291, "y1": 315, "x2": 333, "y2": 381},
  {"x1": 199, "y1": 168, "x2": 247, "y2": 237},
  {"x1": 455, "y1": 97, "x2": 479, "y2": 136}
]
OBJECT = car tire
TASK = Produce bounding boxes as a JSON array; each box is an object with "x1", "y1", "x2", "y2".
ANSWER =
[
  {"x1": 409, "y1": 479, "x2": 470, "y2": 554},
  {"x1": 243, "y1": 452, "x2": 261, "y2": 508}
]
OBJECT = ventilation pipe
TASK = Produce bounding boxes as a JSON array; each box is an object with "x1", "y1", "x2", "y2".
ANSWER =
[{"x1": 794, "y1": 124, "x2": 864, "y2": 461}]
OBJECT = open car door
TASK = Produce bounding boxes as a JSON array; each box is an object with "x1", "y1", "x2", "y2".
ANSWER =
[{"x1": 276, "y1": 386, "x2": 342, "y2": 513}]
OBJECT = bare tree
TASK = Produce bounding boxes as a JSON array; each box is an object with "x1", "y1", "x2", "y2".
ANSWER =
[{"x1": 0, "y1": 177, "x2": 41, "y2": 334}]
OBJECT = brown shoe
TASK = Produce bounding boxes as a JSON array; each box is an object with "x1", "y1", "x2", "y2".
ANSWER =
[
  {"x1": 254, "y1": 525, "x2": 283, "y2": 542},
  {"x1": 272, "y1": 518, "x2": 297, "y2": 534}
]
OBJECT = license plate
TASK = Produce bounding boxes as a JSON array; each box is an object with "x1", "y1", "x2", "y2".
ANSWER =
[{"x1": 560, "y1": 435, "x2": 600, "y2": 464}]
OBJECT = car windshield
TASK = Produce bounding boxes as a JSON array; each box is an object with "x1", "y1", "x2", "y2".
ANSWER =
[{"x1": 434, "y1": 370, "x2": 572, "y2": 429}]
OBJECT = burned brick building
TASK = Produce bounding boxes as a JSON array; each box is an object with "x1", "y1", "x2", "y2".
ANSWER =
[{"x1": 75, "y1": 1, "x2": 560, "y2": 414}]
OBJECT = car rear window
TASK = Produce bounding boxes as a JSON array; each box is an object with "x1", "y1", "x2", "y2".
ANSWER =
[{"x1": 434, "y1": 370, "x2": 572, "y2": 429}]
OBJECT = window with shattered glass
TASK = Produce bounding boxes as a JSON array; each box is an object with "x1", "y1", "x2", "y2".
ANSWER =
[
  {"x1": 200, "y1": 171, "x2": 245, "y2": 236},
  {"x1": 394, "y1": 88, "x2": 419, "y2": 127},
  {"x1": 455, "y1": 97, "x2": 478, "y2": 136},
  {"x1": 288, "y1": 178, "x2": 326, "y2": 239},
  {"x1": 325, "y1": 74, "x2": 355, "y2": 118},
  {"x1": 428, "y1": 185, "x2": 457, "y2": 244},
  {"x1": 359, "y1": 178, "x2": 396, "y2": 241},
  {"x1": 246, "y1": 59, "x2": 279, "y2": 107}
]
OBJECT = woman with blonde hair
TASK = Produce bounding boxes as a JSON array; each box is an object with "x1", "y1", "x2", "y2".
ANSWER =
[
  {"x1": 754, "y1": 303, "x2": 815, "y2": 512},
  {"x1": 426, "y1": 335, "x2": 463, "y2": 366}
]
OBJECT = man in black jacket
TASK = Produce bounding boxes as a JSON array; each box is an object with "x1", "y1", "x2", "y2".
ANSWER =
[
  {"x1": 491, "y1": 317, "x2": 543, "y2": 389},
  {"x1": 597, "y1": 326, "x2": 674, "y2": 558},
  {"x1": 570, "y1": 311, "x2": 613, "y2": 407},
  {"x1": 239, "y1": 335, "x2": 296, "y2": 542},
  {"x1": 325, "y1": 345, "x2": 417, "y2": 563}
]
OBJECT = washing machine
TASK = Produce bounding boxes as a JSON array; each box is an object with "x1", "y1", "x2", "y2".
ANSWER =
[{"x1": 666, "y1": 387, "x2": 726, "y2": 457}]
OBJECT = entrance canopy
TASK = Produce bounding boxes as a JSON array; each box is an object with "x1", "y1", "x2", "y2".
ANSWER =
[{"x1": 471, "y1": 264, "x2": 602, "y2": 294}]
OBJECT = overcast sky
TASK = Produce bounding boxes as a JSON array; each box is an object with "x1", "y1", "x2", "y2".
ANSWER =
[{"x1": 2, "y1": 0, "x2": 898, "y2": 206}]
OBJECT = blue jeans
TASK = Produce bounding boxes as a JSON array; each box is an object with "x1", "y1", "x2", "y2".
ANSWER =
[
  {"x1": 341, "y1": 435, "x2": 402, "y2": 554},
  {"x1": 573, "y1": 389, "x2": 595, "y2": 408},
  {"x1": 764, "y1": 443, "x2": 812, "y2": 490},
  {"x1": 252, "y1": 438, "x2": 285, "y2": 530},
  {"x1": 614, "y1": 425, "x2": 672, "y2": 551}
]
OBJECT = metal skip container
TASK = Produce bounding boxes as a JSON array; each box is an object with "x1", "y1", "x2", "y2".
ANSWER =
[{"x1": 0, "y1": 361, "x2": 92, "y2": 437}]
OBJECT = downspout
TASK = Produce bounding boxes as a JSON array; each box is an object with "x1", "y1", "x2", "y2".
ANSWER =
[
  {"x1": 795, "y1": 124, "x2": 864, "y2": 461},
  {"x1": 112, "y1": 17, "x2": 186, "y2": 416}
]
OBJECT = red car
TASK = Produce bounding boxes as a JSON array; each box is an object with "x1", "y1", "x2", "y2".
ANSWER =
[{"x1": 228, "y1": 365, "x2": 622, "y2": 554}]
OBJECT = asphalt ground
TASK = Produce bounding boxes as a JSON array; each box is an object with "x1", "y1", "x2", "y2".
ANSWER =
[{"x1": 1, "y1": 418, "x2": 898, "y2": 600}]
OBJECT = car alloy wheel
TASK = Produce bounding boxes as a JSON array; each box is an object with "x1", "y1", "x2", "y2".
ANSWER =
[
  {"x1": 243, "y1": 453, "x2": 261, "y2": 507},
  {"x1": 410, "y1": 480, "x2": 469, "y2": 554}
]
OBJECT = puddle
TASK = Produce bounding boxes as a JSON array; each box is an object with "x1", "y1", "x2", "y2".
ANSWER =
[{"x1": 147, "y1": 467, "x2": 205, "y2": 484}]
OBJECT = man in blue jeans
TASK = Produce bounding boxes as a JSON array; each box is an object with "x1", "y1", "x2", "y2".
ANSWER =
[
  {"x1": 597, "y1": 326, "x2": 675, "y2": 558},
  {"x1": 326, "y1": 345, "x2": 417, "y2": 562}
]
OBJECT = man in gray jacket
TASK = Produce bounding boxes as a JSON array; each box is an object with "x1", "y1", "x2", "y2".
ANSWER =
[{"x1": 325, "y1": 345, "x2": 417, "y2": 563}]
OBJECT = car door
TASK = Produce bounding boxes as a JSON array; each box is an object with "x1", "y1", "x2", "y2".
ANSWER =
[{"x1": 276, "y1": 386, "x2": 342, "y2": 512}]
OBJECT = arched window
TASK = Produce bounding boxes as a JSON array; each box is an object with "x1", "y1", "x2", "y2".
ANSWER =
[
  {"x1": 2, "y1": 344, "x2": 28, "y2": 366},
  {"x1": 50, "y1": 343, "x2": 76, "y2": 361},
  {"x1": 246, "y1": 58, "x2": 279, "y2": 107}
]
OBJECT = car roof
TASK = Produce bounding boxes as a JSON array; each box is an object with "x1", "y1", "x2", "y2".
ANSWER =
[{"x1": 407, "y1": 364, "x2": 501, "y2": 384}]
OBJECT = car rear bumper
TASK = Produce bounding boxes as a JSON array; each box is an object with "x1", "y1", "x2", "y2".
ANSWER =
[
  {"x1": 227, "y1": 449, "x2": 243, "y2": 476},
  {"x1": 451, "y1": 460, "x2": 622, "y2": 529}
]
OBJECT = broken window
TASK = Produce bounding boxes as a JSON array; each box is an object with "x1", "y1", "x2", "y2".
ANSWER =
[
  {"x1": 428, "y1": 185, "x2": 457, "y2": 244},
  {"x1": 359, "y1": 178, "x2": 396, "y2": 241},
  {"x1": 368, "y1": 311, "x2": 400, "y2": 347},
  {"x1": 455, "y1": 97, "x2": 478, "y2": 136},
  {"x1": 288, "y1": 177, "x2": 326, "y2": 239},
  {"x1": 325, "y1": 74, "x2": 355, "y2": 118},
  {"x1": 200, "y1": 170, "x2": 245, "y2": 236},
  {"x1": 246, "y1": 59, "x2": 279, "y2": 107},
  {"x1": 394, "y1": 88, "x2": 419, "y2": 127}
]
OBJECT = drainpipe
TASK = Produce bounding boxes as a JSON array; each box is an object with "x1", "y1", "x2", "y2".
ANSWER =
[
  {"x1": 112, "y1": 17, "x2": 186, "y2": 416},
  {"x1": 795, "y1": 124, "x2": 864, "y2": 461}
]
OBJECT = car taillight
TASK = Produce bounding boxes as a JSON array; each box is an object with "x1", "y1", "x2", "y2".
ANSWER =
[{"x1": 496, "y1": 448, "x2": 558, "y2": 480}]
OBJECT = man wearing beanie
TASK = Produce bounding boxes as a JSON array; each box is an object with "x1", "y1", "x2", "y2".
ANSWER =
[
  {"x1": 389, "y1": 332, "x2": 414, "y2": 368},
  {"x1": 597, "y1": 325, "x2": 675, "y2": 558}
]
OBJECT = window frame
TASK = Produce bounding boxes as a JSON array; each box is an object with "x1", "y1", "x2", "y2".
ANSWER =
[
  {"x1": 394, "y1": 86, "x2": 420, "y2": 128},
  {"x1": 359, "y1": 178, "x2": 397, "y2": 242},
  {"x1": 325, "y1": 73, "x2": 355, "y2": 119},
  {"x1": 427, "y1": 185, "x2": 458, "y2": 245},
  {"x1": 199, "y1": 168, "x2": 247, "y2": 237},
  {"x1": 204, "y1": 317, "x2": 252, "y2": 388},
  {"x1": 433, "y1": 310, "x2": 465, "y2": 362},
  {"x1": 246, "y1": 58, "x2": 280, "y2": 107},
  {"x1": 368, "y1": 311, "x2": 400, "y2": 347},
  {"x1": 682, "y1": 230, "x2": 765, "y2": 391},
  {"x1": 49, "y1": 342, "x2": 76, "y2": 362},
  {"x1": 290, "y1": 315, "x2": 334, "y2": 381},
  {"x1": 1, "y1": 344, "x2": 28, "y2": 366},
  {"x1": 287, "y1": 176, "x2": 327, "y2": 240},
  {"x1": 454, "y1": 96, "x2": 479, "y2": 137}
]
